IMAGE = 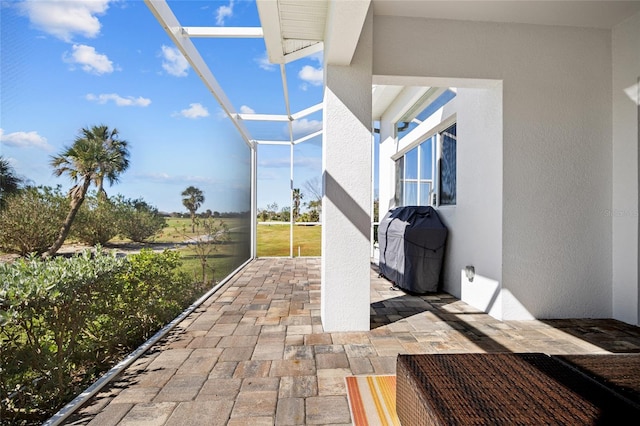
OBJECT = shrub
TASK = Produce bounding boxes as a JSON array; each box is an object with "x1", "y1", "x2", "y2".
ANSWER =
[
  {"x1": 71, "y1": 194, "x2": 166, "y2": 246},
  {"x1": 115, "y1": 196, "x2": 166, "y2": 242},
  {"x1": 113, "y1": 249, "x2": 196, "y2": 343},
  {"x1": 71, "y1": 193, "x2": 120, "y2": 246},
  {"x1": 0, "y1": 186, "x2": 67, "y2": 255},
  {"x1": 0, "y1": 248, "x2": 128, "y2": 422},
  {"x1": 0, "y1": 248, "x2": 200, "y2": 424}
]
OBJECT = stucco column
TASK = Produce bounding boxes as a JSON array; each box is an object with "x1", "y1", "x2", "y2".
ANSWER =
[
  {"x1": 612, "y1": 12, "x2": 640, "y2": 326},
  {"x1": 321, "y1": 11, "x2": 373, "y2": 332}
]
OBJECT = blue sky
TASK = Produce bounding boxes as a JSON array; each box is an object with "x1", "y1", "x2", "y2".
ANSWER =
[{"x1": 0, "y1": 0, "x2": 324, "y2": 214}]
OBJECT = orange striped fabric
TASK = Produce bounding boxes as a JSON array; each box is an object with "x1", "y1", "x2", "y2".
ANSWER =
[{"x1": 345, "y1": 375, "x2": 400, "y2": 426}]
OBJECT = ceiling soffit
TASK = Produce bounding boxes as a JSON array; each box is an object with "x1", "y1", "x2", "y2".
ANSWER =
[{"x1": 257, "y1": 0, "x2": 371, "y2": 65}]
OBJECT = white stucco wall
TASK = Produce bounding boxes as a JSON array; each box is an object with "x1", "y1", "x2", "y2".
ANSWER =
[
  {"x1": 612, "y1": 12, "x2": 640, "y2": 326},
  {"x1": 373, "y1": 16, "x2": 614, "y2": 320},
  {"x1": 321, "y1": 8, "x2": 372, "y2": 331},
  {"x1": 441, "y1": 87, "x2": 506, "y2": 318}
]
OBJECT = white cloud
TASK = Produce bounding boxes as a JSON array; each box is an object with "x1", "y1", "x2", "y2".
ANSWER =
[
  {"x1": 290, "y1": 119, "x2": 322, "y2": 137},
  {"x1": 86, "y1": 93, "x2": 151, "y2": 107},
  {"x1": 161, "y1": 45, "x2": 189, "y2": 77},
  {"x1": 136, "y1": 172, "x2": 218, "y2": 185},
  {"x1": 18, "y1": 0, "x2": 111, "y2": 42},
  {"x1": 298, "y1": 65, "x2": 323, "y2": 86},
  {"x1": 175, "y1": 103, "x2": 210, "y2": 119},
  {"x1": 63, "y1": 44, "x2": 114, "y2": 75},
  {"x1": 0, "y1": 128, "x2": 53, "y2": 151},
  {"x1": 255, "y1": 52, "x2": 276, "y2": 71},
  {"x1": 216, "y1": 0, "x2": 234, "y2": 25},
  {"x1": 140, "y1": 172, "x2": 172, "y2": 181},
  {"x1": 239, "y1": 105, "x2": 255, "y2": 114}
]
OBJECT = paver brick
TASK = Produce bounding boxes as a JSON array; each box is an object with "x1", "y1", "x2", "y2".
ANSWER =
[
  {"x1": 164, "y1": 400, "x2": 233, "y2": 426},
  {"x1": 230, "y1": 390, "x2": 277, "y2": 417},
  {"x1": 197, "y1": 377, "x2": 241, "y2": 400},
  {"x1": 279, "y1": 375, "x2": 318, "y2": 398},
  {"x1": 233, "y1": 360, "x2": 271, "y2": 378},
  {"x1": 275, "y1": 397, "x2": 305, "y2": 425},
  {"x1": 305, "y1": 396, "x2": 351, "y2": 424},
  {"x1": 119, "y1": 402, "x2": 177, "y2": 426}
]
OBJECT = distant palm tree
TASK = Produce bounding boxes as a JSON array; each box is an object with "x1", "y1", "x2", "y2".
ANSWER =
[
  {"x1": 182, "y1": 186, "x2": 205, "y2": 232},
  {"x1": 44, "y1": 125, "x2": 130, "y2": 257},
  {"x1": 0, "y1": 156, "x2": 22, "y2": 208}
]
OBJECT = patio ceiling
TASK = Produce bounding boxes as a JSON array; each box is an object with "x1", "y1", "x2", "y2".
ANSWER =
[{"x1": 372, "y1": 0, "x2": 640, "y2": 30}]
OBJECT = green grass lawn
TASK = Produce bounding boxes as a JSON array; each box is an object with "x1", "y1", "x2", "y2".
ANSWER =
[
  {"x1": 153, "y1": 217, "x2": 250, "y2": 283},
  {"x1": 163, "y1": 220, "x2": 320, "y2": 280},
  {"x1": 157, "y1": 217, "x2": 246, "y2": 242},
  {"x1": 257, "y1": 223, "x2": 321, "y2": 257},
  {"x1": 178, "y1": 229, "x2": 250, "y2": 284},
  {"x1": 160, "y1": 219, "x2": 321, "y2": 258}
]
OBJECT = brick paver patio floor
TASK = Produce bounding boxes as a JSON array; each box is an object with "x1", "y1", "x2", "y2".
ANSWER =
[{"x1": 65, "y1": 257, "x2": 640, "y2": 425}]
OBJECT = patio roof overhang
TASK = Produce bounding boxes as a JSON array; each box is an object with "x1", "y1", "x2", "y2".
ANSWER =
[{"x1": 257, "y1": 0, "x2": 371, "y2": 66}]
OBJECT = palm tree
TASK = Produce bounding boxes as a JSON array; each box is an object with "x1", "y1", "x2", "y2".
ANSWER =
[
  {"x1": 182, "y1": 186, "x2": 205, "y2": 232},
  {"x1": 0, "y1": 156, "x2": 22, "y2": 208},
  {"x1": 44, "y1": 125, "x2": 130, "y2": 257}
]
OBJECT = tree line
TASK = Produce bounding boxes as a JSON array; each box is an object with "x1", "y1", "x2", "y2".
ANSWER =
[{"x1": 258, "y1": 177, "x2": 322, "y2": 222}]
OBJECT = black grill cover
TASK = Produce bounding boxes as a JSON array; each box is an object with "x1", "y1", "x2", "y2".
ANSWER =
[{"x1": 378, "y1": 206, "x2": 448, "y2": 293}]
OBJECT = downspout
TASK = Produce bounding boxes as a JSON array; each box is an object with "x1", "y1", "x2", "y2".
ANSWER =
[
  {"x1": 290, "y1": 141, "x2": 294, "y2": 258},
  {"x1": 251, "y1": 141, "x2": 258, "y2": 259}
]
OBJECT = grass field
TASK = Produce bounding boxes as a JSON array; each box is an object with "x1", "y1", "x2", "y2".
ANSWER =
[
  {"x1": 153, "y1": 217, "x2": 250, "y2": 283},
  {"x1": 256, "y1": 224, "x2": 321, "y2": 257}
]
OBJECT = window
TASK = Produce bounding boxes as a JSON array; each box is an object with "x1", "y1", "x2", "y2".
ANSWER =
[
  {"x1": 394, "y1": 88, "x2": 457, "y2": 208},
  {"x1": 439, "y1": 123, "x2": 457, "y2": 205},
  {"x1": 395, "y1": 123, "x2": 456, "y2": 207},
  {"x1": 396, "y1": 136, "x2": 434, "y2": 206}
]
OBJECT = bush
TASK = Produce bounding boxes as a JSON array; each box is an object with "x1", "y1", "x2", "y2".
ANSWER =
[
  {"x1": 71, "y1": 193, "x2": 120, "y2": 246},
  {"x1": 0, "y1": 186, "x2": 67, "y2": 255},
  {"x1": 114, "y1": 249, "x2": 196, "y2": 342},
  {"x1": 115, "y1": 196, "x2": 166, "y2": 242},
  {"x1": 0, "y1": 248, "x2": 128, "y2": 422},
  {"x1": 0, "y1": 248, "x2": 200, "y2": 424}
]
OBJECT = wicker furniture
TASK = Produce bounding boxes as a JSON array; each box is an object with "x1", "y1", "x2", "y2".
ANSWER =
[{"x1": 396, "y1": 353, "x2": 640, "y2": 425}]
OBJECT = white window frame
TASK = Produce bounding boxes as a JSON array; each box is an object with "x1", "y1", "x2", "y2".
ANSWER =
[
  {"x1": 396, "y1": 140, "x2": 434, "y2": 206},
  {"x1": 393, "y1": 113, "x2": 457, "y2": 208}
]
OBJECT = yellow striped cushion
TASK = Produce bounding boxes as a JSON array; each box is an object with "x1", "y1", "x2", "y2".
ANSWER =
[{"x1": 346, "y1": 375, "x2": 400, "y2": 426}]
